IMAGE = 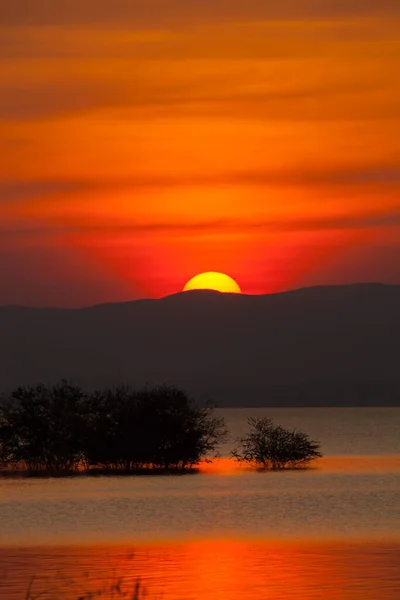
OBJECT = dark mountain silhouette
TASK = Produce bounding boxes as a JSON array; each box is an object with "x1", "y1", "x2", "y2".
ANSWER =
[{"x1": 1, "y1": 283, "x2": 399, "y2": 406}]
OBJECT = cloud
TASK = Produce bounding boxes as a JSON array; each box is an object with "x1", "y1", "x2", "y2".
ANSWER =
[
  {"x1": 1, "y1": 14, "x2": 398, "y2": 123},
  {"x1": 0, "y1": 180, "x2": 85, "y2": 204},
  {"x1": 1, "y1": 0, "x2": 399, "y2": 28},
  {"x1": 3, "y1": 207, "x2": 400, "y2": 240},
  {"x1": 222, "y1": 165, "x2": 400, "y2": 188},
  {"x1": 0, "y1": 74, "x2": 389, "y2": 122},
  {"x1": 3, "y1": 163, "x2": 399, "y2": 240},
  {"x1": 1, "y1": 164, "x2": 399, "y2": 207},
  {"x1": 1, "y1": 19, "x2": 397, "y2": 61}
]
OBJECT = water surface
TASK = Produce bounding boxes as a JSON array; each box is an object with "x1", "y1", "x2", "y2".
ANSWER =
[{"x1": 1, "y1": 408, "x2": 399, "y2": 599}]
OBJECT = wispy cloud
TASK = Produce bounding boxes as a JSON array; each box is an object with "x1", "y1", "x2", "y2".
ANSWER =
[
  {"x1": 0, "y1": 76, "x2": 389, "y2": 122},
  {"x1": 3, "y1": 207, "x2": 400, "y2": 240},
  {"x1": 2, "y1": 0, "x2": 399, "y2": 28},
  {"x1": 2, "y1": 164, "x2": 400, "y2": 206},
  {"x1": 0, "y1": 180, "x2": 85, "y2": 203}
]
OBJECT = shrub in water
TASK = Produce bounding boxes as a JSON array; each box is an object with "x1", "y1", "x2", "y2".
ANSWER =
[
  {"x1": 232, "y1": 417, "x2": 322, "y2": 469},
  {"x1": 0, "y1": 382, "x2": 227, "y2": 474}
]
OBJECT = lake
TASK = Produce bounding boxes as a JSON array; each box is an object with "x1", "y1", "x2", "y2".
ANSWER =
[{"x1": 1, "y1": 408, "x2": 399, "y2": 599}]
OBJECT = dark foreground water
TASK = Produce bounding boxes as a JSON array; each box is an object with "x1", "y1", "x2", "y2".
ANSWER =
[{"x1": 0, "y1": 408, "x2": 399, "y2": 599}]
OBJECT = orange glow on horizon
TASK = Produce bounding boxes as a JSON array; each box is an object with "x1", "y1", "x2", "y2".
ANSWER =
[{"x1": 198, "y1": 456, "x2": 400, "y2": 475}]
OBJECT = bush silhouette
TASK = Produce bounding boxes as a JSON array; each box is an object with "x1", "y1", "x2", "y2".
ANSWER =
[
  {"x1": 0, "y1": 382, "x2": 227, "y2": 474},
  {"x1": 81, "y1": 384, "x2": 227, "y2": 472},
  {"x1": 0, "y1": 381, "x2": 86, "y2": 472},
  {"x1": 232, "y1": 417, "x2": 322, "y2": 469}
]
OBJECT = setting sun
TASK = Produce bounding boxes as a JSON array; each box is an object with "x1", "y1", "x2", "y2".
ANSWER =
[{"x1": 183, "y1": 272, "x2": 242, "y2": 294}]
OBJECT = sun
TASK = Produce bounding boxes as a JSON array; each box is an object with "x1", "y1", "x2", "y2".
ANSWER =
[{"x1": 183, "y1": 272, "x2": 242, "y2": 294}]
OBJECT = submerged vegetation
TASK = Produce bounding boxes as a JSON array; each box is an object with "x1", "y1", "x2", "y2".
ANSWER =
[
  {"x1": 0, "y1": 382, "x2": 322, "y2": 475},
  {"x1": 232, "y1": 417, "x2": 322, "y2": 469},
  {"x1": 22, "y1": 573, "x2": 148, "y2": 600}
]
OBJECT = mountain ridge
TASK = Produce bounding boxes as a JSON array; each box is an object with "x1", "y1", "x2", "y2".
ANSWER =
[
  {"x1": 1, "y1": 283, "x2": 399, "y2": 406},
  {"x1": 1, "y1": 281, "x2": 395, "y2": 311}
]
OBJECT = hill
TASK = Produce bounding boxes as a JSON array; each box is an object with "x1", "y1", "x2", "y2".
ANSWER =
[{"x1": 1, "y1": 283, "x2": 399, "y2": 406}]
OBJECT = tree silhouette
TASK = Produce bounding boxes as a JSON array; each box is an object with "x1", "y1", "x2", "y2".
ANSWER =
[
  {"x1": 232, "y1": 417, "x2": 322, "y2": 469},
  {"x1": 82, "y1": 385, "x2": 227, "y2": 471},
  {"x1": 0, "y1": 381, "x2": 86, "y2": 472},
  {"x1": 0, "y1": 382, "x2": 227, "y2": 474}
]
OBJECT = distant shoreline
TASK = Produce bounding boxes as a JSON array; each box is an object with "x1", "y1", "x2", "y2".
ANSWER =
[
  {"x1": 2, "y1": 455, "x2": 400, "y2": 478},
  {"x1": 213, "y1": 403, "x2": 400, "y2": 408}
]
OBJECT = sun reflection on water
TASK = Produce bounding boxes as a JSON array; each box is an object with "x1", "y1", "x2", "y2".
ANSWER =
[{"x1": 1, "y1": 540, "x2": 399, "y2": 600}]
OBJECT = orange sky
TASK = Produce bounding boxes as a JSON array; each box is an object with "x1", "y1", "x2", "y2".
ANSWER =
[{"x1": 1, "y1": 1, "x2": 399, "y2": 306}]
